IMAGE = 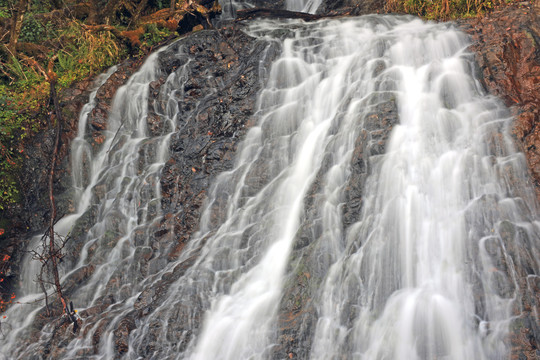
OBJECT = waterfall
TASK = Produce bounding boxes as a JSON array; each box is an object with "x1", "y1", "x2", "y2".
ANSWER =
[
  {"x1": 0, "y1": 47, "x2": 179, "y2": 358},
  {"x1": 220, "y1": 0, "x2": 322, "y2": 19},
  {"x1": 286, "y1": 0, "x2": 323, "y2": 13},
  {"x1": 1, "y1": 10, "x2": 539, "y2": 360},
  {"x1": 0, "y1": 66, "x2": 117, "y2": 358},
  {"x1": 302, "y1": 17, "x2": 539, "y2": 360}
]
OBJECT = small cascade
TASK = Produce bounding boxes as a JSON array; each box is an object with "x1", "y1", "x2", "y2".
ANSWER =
[
  {"x1": 0, "y1": 66, "x2": 117, "y2": 357},
  {"x1": 0, "y1": 46, "x2": 188, "y2": 358},
  {"x1": 219, "y1": 0, "x2": 255, "y2": 20},
  {"x1": 219, "y1": 0, "x2": 321, "y2": 19},
  {"x1": 304, "y1": 17, "x2": 540, "y2": 360},
  {"x1": 286, "y1": 0, "x2": 323, "y2": 13},
  {"x1": 0, "y1": 4, "x2": 538, "y2": 360},
  {"x1": 71, "y1": 66, "x2": 119, "y2": 206}
]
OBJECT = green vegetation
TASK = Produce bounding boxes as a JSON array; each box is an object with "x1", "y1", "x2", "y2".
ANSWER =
[
  {"x1": 386, "y1": 0, "x2": 518, "y2": 19},
  {"x1": 0, "y1": 22, "x2": 128, "y2": 210},
  {"x1": 143, "y1": 22, "x2": 173, "y2": 48},
  {"x1": 0, "y1": 0, "x2": 515, "y2": 210},
  {"x1": 0, "y1": 0, "x2": 194, "y2": 210},
  {"x1": 56, "y1": 22, "x2": 127, "y2": 87},
  {"x1": 0, "y1": 102, "x2": 24, "y2": 211}
]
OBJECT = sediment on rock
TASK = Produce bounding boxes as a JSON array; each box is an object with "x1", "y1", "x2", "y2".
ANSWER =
[
  {"x1": 458, "y1": 1, "x2": 540, "y2": 200},
  {"x1": 0, "y1": 1, "x2": 538, "y2": 358}
]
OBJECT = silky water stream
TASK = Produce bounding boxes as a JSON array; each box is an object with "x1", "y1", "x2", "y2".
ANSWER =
[{"x1": 1, "y1": 11, "x2": 539, "y2": 360}]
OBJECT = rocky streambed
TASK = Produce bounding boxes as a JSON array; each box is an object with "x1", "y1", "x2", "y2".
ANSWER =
[{"x1": 0, "y1": 1, "x2": 538, "y2": 359}]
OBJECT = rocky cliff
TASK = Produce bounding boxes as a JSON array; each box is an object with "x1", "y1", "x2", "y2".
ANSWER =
[
  {"x1": 0, "y1": 0, "x2": 538, "y2": 359},
  {"x1": 458, "y1": 4, "x2": 540, "y2": 358},
  {"x1": 460, "y1": 2, "x2": 540, "y2": 201}
]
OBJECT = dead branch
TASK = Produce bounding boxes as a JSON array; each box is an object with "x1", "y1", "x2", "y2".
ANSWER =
[
  {"x1": 38, "y1": 262, "x2": 50, "y2": 316},
  {"x1": 83, "y1": 24, "x2": 124, "y2": 39},
  {"x1": 15, "y1": 42, "x2": 50, "y2": 60},
  {"x1": 139, "y1": 8, "x2": 180, "y2": 23},
  {"x1": 82, "y1": 24, "x2": 137, "y2": 47},
  {"x1": 7, "y1": 0, "x2": 30, "y2": 57},
  {"x1": 130, "y1": 0, "x2": 150, "y2": 28},
  {"x1": 235, "y1": 8, "x2": 326, "y2": 21}
]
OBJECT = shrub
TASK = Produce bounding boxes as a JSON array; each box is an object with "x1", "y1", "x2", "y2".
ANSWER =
[
  {"x1": 0, "y1": 20, "x2": 126, "y2": 209},
  {"x1": 386, "y1": 0, "x2": 510, "y2": 19}
]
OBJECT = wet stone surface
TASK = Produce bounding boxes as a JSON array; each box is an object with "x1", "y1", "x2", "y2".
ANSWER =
[
  {"x1": 458, "y1": 3, "x2": 540, "y2": 358},
  {"x1": 17, "y1": 23, "x2": 283, "y2": 358},
  {"x1": 157, "y1": 25, "x2": 281, "y2": 262},
  {"x1": 458, "y1": 1, "x2": 540, "y2": 200},
  {"x1": 0, "y1": 1, "x2": 539, "y2": 359}
]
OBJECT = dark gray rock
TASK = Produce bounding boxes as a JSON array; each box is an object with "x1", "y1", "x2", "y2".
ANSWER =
[{"x1": 317, "y1": 0, "x2": 386, "y2": 15}]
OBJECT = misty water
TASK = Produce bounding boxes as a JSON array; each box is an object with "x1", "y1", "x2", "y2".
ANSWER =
[{"x1": 0, "y1": 2, "x2": 539, "y2": 360}]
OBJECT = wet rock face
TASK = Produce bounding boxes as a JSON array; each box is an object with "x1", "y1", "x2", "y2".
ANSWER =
[
  {"x1": 86, "y1": 59, "x2": 143, "y2": 151},
  {"x1": 1, "y1": 2, "x2": 539, "y2": 359},
  {"x1": 156, "y1": 25, "x2": 281, "y2": 261},
  {"x1": 458, "y1": 4, "x2": 540, "y2": 359},
  {"x1": 317, "y1": 0, "x2": 386, "y2": 15},
  {"x1": 23, "y1": 24, "x2": 282, "y2": 358},
  {"x1": 458, "y1": 1, "x2": 540, "y2": 200},
  {"x1": 10, "y1": 83, "x2": 88, "y2": 235},
  {"x1": 127, "y1": 26, "x2": 281, "y2": 356},
  {"x1": 252, "y1": 0, "x2": 286, "y2": 9}
]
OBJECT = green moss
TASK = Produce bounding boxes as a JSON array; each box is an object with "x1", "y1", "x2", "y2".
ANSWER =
[
  {"x1": 0, "y1": 175, "x2": 19, "y2": 210},
  {"x1": 0, "y1": 17, "x2": 128, "y2": 209},
  {"x1": 524, "y1": 30, "x2": 536, "y2": 47},
  {"x1": 19, "y1": 13, "x2": 45, "y2": 43},
  {"x1": 142, "y1": 23, "x2": 173, "y2": 47},
  {"x1": 510, "y1": 317, "x2": 524, "y2": 331},
  {"x1": 387, "y1": 0, "x2": 516, "y2": 20}
]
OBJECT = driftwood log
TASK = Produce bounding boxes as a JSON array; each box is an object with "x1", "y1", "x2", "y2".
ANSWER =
[{"x1": 235, "y1": 8, "x2": 326, "y2": 22}]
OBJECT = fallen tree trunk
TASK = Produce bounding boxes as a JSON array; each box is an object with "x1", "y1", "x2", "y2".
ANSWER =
[
  {"x1": 235, "y1": 8, "x2": 326, "y2": 22},
  {"x1": 7, "y1": 0, "x2": 30, "y2": 57}
]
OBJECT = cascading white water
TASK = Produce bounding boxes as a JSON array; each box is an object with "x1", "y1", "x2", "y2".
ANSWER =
[
  {"x1": 301, "y1": 17, "x2": 540, "y2": 360},
  {"x1": 220, "y1": 0, "x2": 321, "y2": 19},
  {"x1": 186, "y1": 16, "x2": 539, "y2": 360},
  {"x1": 0, "y1": 66, "x2": 117, "y2": 357},
  {"x1": 286, "y1": 0, "x2": 322, "y2": 13},
  {"x1": 132, "y1": 15, "x2": 538, "y2": 360},
  {"x1": 219, "y1": 0, "x2": 254, "y2": 20},
  {"x1": 1, "y1": 8, "x2": 539, "y2": 360},
  {"x1": 0, "y1": 46, "x2": 190, "y2": 358}
]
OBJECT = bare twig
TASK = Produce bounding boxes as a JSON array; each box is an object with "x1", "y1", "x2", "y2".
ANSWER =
[{"x1": 38, "y1": 262, "x2": 50, "y2": 316}]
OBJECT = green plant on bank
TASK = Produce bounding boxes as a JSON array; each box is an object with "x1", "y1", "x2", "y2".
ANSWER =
[
  {"x1": 0, "y1": 0, "x2": 181, "y2": 210},
  {"x1": 55, "y1": 21, "x2": 127, "y2": 87},
  {"x1": 386, "y1": 0, "x2": 517, "y2": 19},
  {"x1": 149, "y1": 0, "x2": 170, "y2": 9},
  {"x1": 0, "y1": 98, "x2": 27, "y2": 210},
  {"x1": 142, "y1": 22, "x2": 172, "y2": 47},
  {"x1": 0, "y1": 17, "x2": 128, "y2": 210},
  {"x1": 18, "y1": 13, "x2": 45, "y2": 43},
  {"x1": 0, "y1": 51, "x2": 49, "y2": 209}
]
